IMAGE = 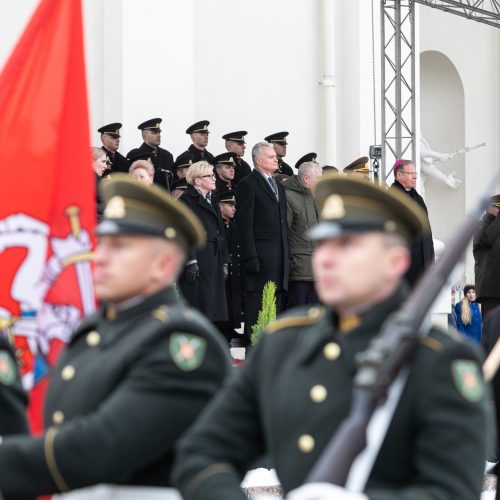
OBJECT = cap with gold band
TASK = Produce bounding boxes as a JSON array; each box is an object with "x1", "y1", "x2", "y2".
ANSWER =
[
  {"x1": 213, "y1": 152, "x2": 237, "y2": 166},
  {"x1": 222, "y1": 131, "x2": 247, "y2": 143},
  {"x1": 343, "y1": 156, "x2": 370, "y2": 174},
  {"x1": 98, "y1": 123, "x2": 122, "y2": 137},
  {"x1": 217, "y1": 190, "x2": 236, "y2": 204},
  {"x1": 97, "y1": 174, "x2": 205, "y2": 251},
  {"x1": 186, "y1": 120, "x2": 210, "y2": 134},
  {"x1": 264, "y1": 131, "x2": 288, "y2": 144},
  {"x1": 309, "y1": 175, "x2": 429, "y2": 242},
  {"x1": 295, "y1": 152, "x2": 317, "y2": 169},
  {"x1": 138, "y1": 118, "x2": 162, "y2": 131},
  {"x1": 490, "y1": 194, "x2": 500, "y2": 207}
]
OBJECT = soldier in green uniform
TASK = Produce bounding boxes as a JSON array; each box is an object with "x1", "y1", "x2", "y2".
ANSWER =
[
  {"x1": 172, "y1": 175, "x2": 488, "y2": 500},
  {"x1": 0, "y1": 175, "x2": 231, "y2": 499}
]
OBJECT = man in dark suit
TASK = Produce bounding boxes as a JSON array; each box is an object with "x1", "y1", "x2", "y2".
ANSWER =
[
  {"x1": 235, "y1": 142, "x2": 289, "y2": 345},
  {"x1": 177, "y1": 120, "x2": 215, "y2": 164},
  {"x1": 390, "y1": 159, "x2": 434, "y2": 287},
  {"x1": 0, "y1": 175, "x2": 230, "y2": 498},
  {"x1": 264, "y1": 131, "x2": 293, "y2": 176},
  {"x1": 222, "y1": 130, "x2": 252, "y2": 185},
  {"x1": 97, "y1": 123, "x2": 129, "y2": 173},
  {"x1": 126, "y1": 118, "x2": 174, "y2": 190}
]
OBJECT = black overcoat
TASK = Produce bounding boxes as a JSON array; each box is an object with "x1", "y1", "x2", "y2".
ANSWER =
[
  {"x1": 236, "y1": 169, "x2": 289, "y2": 292},
  {"x1": 179, "y1": 186, "x2": 229, "y2": 322}
]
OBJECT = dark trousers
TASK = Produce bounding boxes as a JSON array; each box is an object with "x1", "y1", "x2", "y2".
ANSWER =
[
  {"x1": 287, "y1": 281, "x2": 319, "y2": 309},
  {"x1": 242, "y1": 290, "x2": 285, "y2": 346}
]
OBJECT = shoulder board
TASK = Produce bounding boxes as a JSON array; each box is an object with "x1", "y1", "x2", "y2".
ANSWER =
[{"x1": 266, "y1": 306, "x2": 325, "y2": 334}]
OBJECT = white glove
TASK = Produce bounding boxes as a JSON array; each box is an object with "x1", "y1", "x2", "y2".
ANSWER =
[{"x1": 287, "y1": 482, "x2": 368, "y2": 500}]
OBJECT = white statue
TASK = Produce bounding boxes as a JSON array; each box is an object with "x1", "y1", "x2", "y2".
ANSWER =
[{"x1": 419, "y1": 136, "x2": 486, "y2": 195}]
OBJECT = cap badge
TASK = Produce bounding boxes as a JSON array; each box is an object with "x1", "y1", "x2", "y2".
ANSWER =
[
  {"x1": 322, "y1": 194, "x2": 346, "y2": 220},
  {"x1": 104, "y1": 196, "x2": 126, "y2": 219}
]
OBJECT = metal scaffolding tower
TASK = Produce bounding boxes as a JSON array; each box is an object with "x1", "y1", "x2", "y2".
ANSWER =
[{"x1": 380, "y1": 0, "x2": 500, "y2": 180}]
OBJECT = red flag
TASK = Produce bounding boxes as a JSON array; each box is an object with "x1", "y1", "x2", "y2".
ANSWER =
[{"x1": 0, "y1": 0, "x2": 95, "y2": 434}]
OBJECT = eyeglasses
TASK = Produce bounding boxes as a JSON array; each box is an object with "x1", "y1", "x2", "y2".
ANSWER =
[
  {"x1": 201, "y1": 174, "x2": 216, "y2": 179},
  {"x1": 398, "y1": 171, "x2": 417, "y2": 176}
]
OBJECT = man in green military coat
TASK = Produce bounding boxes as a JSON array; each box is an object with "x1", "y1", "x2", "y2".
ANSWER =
[
  {"x1": 172, "y1": 175, "x2": 488, "y2": 500},
  {"x1": 0, "y1": 175, "x2": 231, "y2": 498}
]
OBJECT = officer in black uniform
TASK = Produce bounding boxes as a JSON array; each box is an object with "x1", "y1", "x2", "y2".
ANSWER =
[
  {"x1": 177, "y1": 121, "x2": 214, "y2": 164},
  {"x1": 213, "y1": 152, "x2": 237, "y2": 195},
  {"x1": 264, "y1": 131, "x2": 293, "y2": 176},
  {"x1": 295, "y1": 152, "x2": 318, "y2": 170},
  {"x1": 343, "y1": 156, "x2": 371, "y2": 178},
  {"x1": 215, "y1": 190, "x2": 243, "y2": 345},
  {"x1": 97, "y1": 123, "x2": 129, "y2": 173},
  {"x1": 171, "y1": 177, "x2": 189, "y2": 199},
  {"x1": 173, "y1": 175, "x2": 488, "y2": 500},
  {"x1": 173, "y1": 152, "x2": 193, "y2": 181},
  {"x1": 0, "y1": 332, "x2": 29, "y2": 437},
  {"x1": 126, "y1": 118, "x2": 174, "y2": 190},
  {"x1": 0, "y1": 175, "x2": 231, "y2": 499},
  {"x1": 222, "y1": 131, "x2": 252, "y2": 185}
]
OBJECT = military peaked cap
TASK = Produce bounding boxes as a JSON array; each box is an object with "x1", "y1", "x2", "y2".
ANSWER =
[
  {"x1": 97, "y1": 174, "x2": 205, "y2": 251},
  {"x1": 343, "y1": 156, "x2": 370, "y2": 173},
  {"x1": 323, "y1": 165, "x2": 339, "y2": 173},
  {"x1": 222, "y1": 131, "x2": 247, "y2": 143},
  {"x1": 490, "y1": 194, "x2": 500, "y2": 207},
  {"x1": 186, "y1": 120, "x2": 210, "y2": 134},
  {"x1": 171, "y1": 178, "x2": 189, "y2": 191},
  {"x1": 264, "y1": 131, "x2": 289, "y2": 144},
  {"x1": 217, "y1": 190, "x2": 236, "y2": 204},
  {"x1": 295, "y1": 152, "x2": 318, "y2": 169},
  {"x1": 138, "y1": 118, "x2": 162, "y2": 131},
  {"x1": 173, "y1": 153, "x2": 193, "y2": 171},
  {"x1": 309, "y1": 175, "x2": 429, "y2": 242},
  {"x1": 98, "y1": 123, "x2": 122, "y2": 137},
  {"x1": 213, "y1": 152, "x2": 238, "y2": 166}
]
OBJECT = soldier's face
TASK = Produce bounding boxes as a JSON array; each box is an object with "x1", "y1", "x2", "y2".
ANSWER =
[
  {"x1": 226, "y1": 141, "x2": 245, "y2": 157},
  {"x1": 312, "y1": 232, "x2": 408, "y2": 314},
  {"x1": 191, "y1": 132, "x2": 209, "y2": 148},
  {"x1": 93, "y1": 235, "x2": 171, "y2": 303},
  {"x1": 101, "y1": 134, "x2": 120, "y2": 152},
  {"x1": 143, "y1": 130, "x2": 161, "y2": 147},
  {"x1": 219, "y1": 203, "x2": 236, "y2": 220},
  {"x1": 217, "y1": 164, "x2": 235, "y2": 181},
  {"x1": 273, "y1": 143, "x2": 287, "y2": 158}
]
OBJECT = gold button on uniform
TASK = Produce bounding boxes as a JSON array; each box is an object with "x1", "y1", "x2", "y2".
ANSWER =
[
  {"x1": 86, "y1": 330, "x2": 101, "y2": 347},
  {"x1": 61, "y1": 365, "x2": 75, "y2": 381},
  {"x1": 298, "y1": 434, "x2": 315, "y2": 453},
  {"x1": 323, "y1": 342, "x2": 341, "y2": 360},
  {"x1": 310, "y1": 385, "x2": 328, "y2": 403},
  {"x1": 52, "y1": 411, "x2": 64, "y2": 424}
]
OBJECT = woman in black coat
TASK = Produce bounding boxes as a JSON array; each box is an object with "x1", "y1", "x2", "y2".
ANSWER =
[{"x1": 178, "y1": 161, "x2": 229, "y2": 322}]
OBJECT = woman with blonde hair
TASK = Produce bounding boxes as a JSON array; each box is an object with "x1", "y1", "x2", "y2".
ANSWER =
[
  {"x1": 129, "y1": 159, "x2": 155, "y2": 185},
  {"x1": 178, "y1": 161, "x2": 229, "y2": 328},
  {"x1": 455, "y1": 284, "x2": 482, "y2": 344}
]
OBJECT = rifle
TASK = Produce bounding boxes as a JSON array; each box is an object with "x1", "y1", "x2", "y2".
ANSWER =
[{"x1": 305, "y1": 175, "x2": 499, "y2": 490}]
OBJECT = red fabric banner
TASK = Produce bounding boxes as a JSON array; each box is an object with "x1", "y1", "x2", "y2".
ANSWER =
[{"x1": 0, "y1": 0, "x2": 95, "y2": 435}]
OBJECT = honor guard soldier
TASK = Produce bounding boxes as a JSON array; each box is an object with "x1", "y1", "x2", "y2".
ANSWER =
[
  {"x1": 264, "y1": 131, "x2": 293, "y2": 176},
  {"x1": 295, "y1": 152, "x2": 318, "y2": 170},
  {"x1": 343, "y1": 156, "x2": 371, "y2": 178},
  {"x1": 213, "y1": 152, "x2": 237, "y2": 194},
  {"x1": 173, "y1": 175, "x2": 487, "y2": 500},
  {"x1": 178, "y1": 120, "x2": 215, "y2": 164},
  {"x1": 97, "y1": 123, "x2": 129, "y2": 173},
  {"x1": 216, "y1": 190, "x2": 243, "y2": 344},
  {"x1": 126, "y1": 118, "x2": 174, "y2": 190},
  {"x1": 0, "y1": 175, "x2": 231, "y2": 499},
  {"x1": 222, "y1": 131, "x2": 252, "y2": 185},
  {"x1": 0, "y1": 334, "x2": 30, "y2": 437},
  {"x1": 173, "y1": 152, "x2": 193, "y2": 181}
]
